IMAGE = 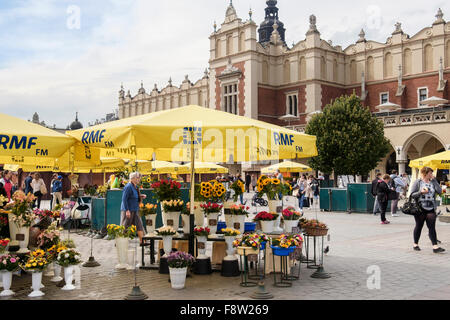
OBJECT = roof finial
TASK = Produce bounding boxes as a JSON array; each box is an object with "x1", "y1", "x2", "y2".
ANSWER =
[
  {"x1": 168, "y1": 77, "x2": 172, "y2": 87},
  {"x1": 357, "y1": 29, "x2": 366, "y2": 43},
  {"x1": 392, "y1": 22, "x2": 403, "y2": 35},
  {"x1": 75, "y1": 111, "x2": 78, "y2": 121},
  {"x1": 434, "y1": 8, "x2": 445, "y2": 25},
  {"x1": 306, "y1": 14, "x2": 320, "y2": 36},
  {"x1": 249, "y1": 7, "x2": 253, "y2": 21},
  {"x1": 213, "y1": 20, "x2": 217, "y2": 32}
]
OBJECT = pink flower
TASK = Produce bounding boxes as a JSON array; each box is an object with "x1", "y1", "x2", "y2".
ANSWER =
[{"x1": 10, "y1": 258, "x2": 16, "y2": 263}]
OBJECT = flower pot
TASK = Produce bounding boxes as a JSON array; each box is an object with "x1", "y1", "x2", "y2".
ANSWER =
[
  {"x1": 44, "y1": 262, "x2": 55, "y2": 277},
  {"x1": 115, "y1": 237, "x2": 130, "y2": 269},
  {"x1": 283, "y1": 220, "x2": 299, "y2": 233},
  {"x1": 224, "y1": 214, "x2": 233, "y2": 230},
  {"x1": 268, "y1": 200, "x2": 282, "y2": 213},
  {"x1": 169, "y1": 267, "x2": 187, "y2": 290},
  {"x1": 0, "y1": 271, "x2": 14, "y2": 297},
  {"x1": 193, "y1": 202, "x2": 204, "y2": 227},
  {"x1": 271, "y1": 245, "x2": 295, "y2": 256},
  {"x1": 260, "y1": 220, "x2": 274, "y2": 233},
  {"x1": 162, "y1": 235, "x2": 173, "y2": 257},
  {"x1": 10, "y1": 223, "x2": 30, "y2": 254},
  {"x1": 224, "y1": 236, "x2": 237, "y2": 261},
  {"x1": 196, "y1": 236, "x2": 208, "y2": 259},
  {"x1": 164, "y1": 211, "x2": 181, "y2": 232},
  {"x1": 231, "y1": 215, "x2": 246, "y2": 235},
  {"x1": 50, "y1": 263, "x2": 63, "y2": 282},
  {"x1": 181, "y1": 214, "x2": 191, "y2": 234},
  {"x1": 28, "y1": 272, "x2": 44, "y2": 297},
  {"x1": 145, "y1": 214, "x2": 156, "y2": 235},
  {"x1": 206, "y1": 212, "x2": 220, "y2": 235},
  {"x1": 236, "y1": 246, "x2": 259, "y2": 256},
  {"x1": 62, "y1": 265, "x2": 76, "y2": 291}
]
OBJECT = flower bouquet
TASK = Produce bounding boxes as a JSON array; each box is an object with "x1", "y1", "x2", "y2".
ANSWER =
[
  {"x1": 271, "y1": 233, "x2": 303, "y2": 256},
  {"x1": 0, "y1": 238, "x2": 10, "y2": 254},
  {"x1": 0, "y1": 254, "x2": 20, "y2": 296},
  {"x1": 221, "y1": 228, "x2": 241, "y2": 237},
  {"x1": 199, "y1": 181, "x2": 226, "y2": 203},
  {"x1": 256, "y1": 175, "x2": 283, "y2": 201},
  {"x1": 151, "y1": 179, "x2": 182, "y2": 202},
  {"x1": 56, "y1": 248, "x2": 82, "y2": 291},
  {"x1": 156, "y1": 226, "x2": 177, "y2": 258},
  {"x1": 230, "y1": 179, "x2": 245, "y2": 202},
  {"x1": 155, "y1": 226, "x2": 177, "y2": 236},
  {"x1": 162, "y1": 199, "x2": 184, "y2": 212},
  {"x1": 254, "y1": 211, "x2": 278, "y2": 233},
  {"x1": 193, "y1": 226, "x2": 210, "y2": 237},
  {"x1": 140, "y1": 203, "x2": 158, "y2": 234},
  {"x1": 167, "y1": 251, "x2": 195, "y2": 290},
  {"x1": 37, "y1": 222, "x2": 61, "y2": 251},
  {"x1": 281, "y1": 182, "x2": 293, "y2": 196},
  {"x1": 21, "y1": 253, "x2": 50, "y2": 273},
  {"x1": 6, "y1": 191, "x2": 37, "y2": 228},
  {"x1": 302, "y1": 219, "x2": 328, "y2": 236},
  {"x1": 282, "y1": 207, "x2": 302, "y2": 233},
  {"x1": 200, "y1": 202, "x2": 223, "y2": 235},
  {"x1": 230, "y1": 204, "x2": 249, "y2": 216},
  {"x1": 233, "y1": 233, "x2": 262, "y2": 255},
  {"x1": 106, "y1": 224, "x2": 137, "y2": 239},
  {"x1": 194, "y1": 227, "x2": 210, "y2": 259}
]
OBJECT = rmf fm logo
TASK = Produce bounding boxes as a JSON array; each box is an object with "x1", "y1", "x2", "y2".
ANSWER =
[{"x1": 183, "y1": 127, "x2": 202, "y2": 145}]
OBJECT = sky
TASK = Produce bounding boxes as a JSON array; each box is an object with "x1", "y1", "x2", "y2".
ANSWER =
[{"x1": 0, "y1": 0, "x2": 448, "y2": 128}]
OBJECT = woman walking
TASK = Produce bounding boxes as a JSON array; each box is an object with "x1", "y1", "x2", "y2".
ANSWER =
[
  {"x1": 31, "y1": 173, "x2": 46, "y2": 209},
  {"x1": 376, "y1": 174, "x2": 391, "y2": 225},
  {"x1": 410, "y1": 167, "x2": 444, "y2": 253},
  {"x1": 296, "y1": 175, "x2": 307, "y2": 213}
]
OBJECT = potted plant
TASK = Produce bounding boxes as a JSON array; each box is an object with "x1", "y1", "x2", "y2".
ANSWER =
[
  {"x1": 282, "y1": 207, "x2": 302, "y2": 233},
  {"x1": 0, "y1": 254, "x2": 20, "y2": 297},
  {"x1": 181, "y1": 202, "x2": 196, "y2": 234},
  {"x1": 271, "y1": 233, "x2": 303, "y2": 256},
  {"x1": 256, "y1": 176, "x2": 284, "y2": 231},
  {"x1": 151, "y1": 179, "x2": 182, "y2": 225},
  {"x1": 193, "y1": 184, "x2": 207, "y2": 227},
  {"x1": 47, "y1": 243, "x2": 66, "y2": 282},
  {"x1": 229, "y1": 204, "x2": 249, "y2": 234},
  {"x1": 139, "y1": 202, "x2": 157, "y2": 235},
  {"x1": 155, "y1": 226, "x2": 177, "y2": 258},
  {"x1": 56, "y1": 248, "x2": 82, "y2": 291},
  {"x1": 107, "y1": 224, "x2": 137, "y2": 269},
  {"x1": 161, "y1": 199, "x2": 184, "y2": 231},
  {"x1": 37, "y1": 222, "x2": 61, "y2": 277},
  {"x1": 233, "y1": 233, "x2": 261, "y2": 256},
  {"x1": 21, "y1": 250, "x2": 50, "y2": 297},
  {"x1": 5, "y1": 191, "x2": 37, "y2": 253},
  {"x1": 253, "y1": 211, "x2": 278, "y2": 234},
  {"x1": 302, "y1": 219, "x2": 328, "y2": 236},
  {"x1": 221, "y1": 228, "x2": 240, "y2": 260},
  {"x1": 193, "y1": 227, "x2": 210, "y2": 259},
  {"x1": 167, "y1": 251, "x2": 195, "y2": 290},
  {"x1": 200, "y1": 202, "x2": 223, "y2": 235}
]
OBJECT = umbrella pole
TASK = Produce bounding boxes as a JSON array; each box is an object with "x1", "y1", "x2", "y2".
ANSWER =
[{"x1": 189, "y1": 131, "x2": 195, "y2": 256}]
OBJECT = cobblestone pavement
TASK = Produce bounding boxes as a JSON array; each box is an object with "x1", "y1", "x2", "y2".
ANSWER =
[{"x1": 2, "y1": 195, "x2": 450, "y2": 300}]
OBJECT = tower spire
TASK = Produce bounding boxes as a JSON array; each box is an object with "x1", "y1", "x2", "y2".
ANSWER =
[{"x1": 258, "y1": 0, "x2": 286, "y2": 44}]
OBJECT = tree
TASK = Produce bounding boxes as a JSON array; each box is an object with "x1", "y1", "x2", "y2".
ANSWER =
[{"x1": 305, "y1": 94, "x2": 391, "y2": 186}]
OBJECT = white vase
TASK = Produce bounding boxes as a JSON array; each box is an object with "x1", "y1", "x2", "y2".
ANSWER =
[
  {"x1": 193, "y1": 201, "x2": 204, "y2": 227},
  {"x1": 29, "y1": 272, "x2": 44, "y2": 297},
  {"x1": 62, "y1": 265, "x2": 76, "y2": 291},
  {"x1": 224, "y1": 214, "x2": 233, "y2": 230},
  {"x1": 196, "y1": 236, "x2": 208, "y2": 259},
  {"x1": 44, "y1": 262, "x2": 54, "y2": 277},
  {"x1": 162, "y1": 235, "x2": 173, "y2": 258},
  {"x1": 8, "y1": 214, "x2": 19, "y2": 247},
  {"x1": 206, "y1": 212, "x2": 220, "y2": 235},
  {"x1": 50, "y1": 263, "x2": 63, "y2": 282},
  {"x1": 268, "y1": 199, "x2": 283, "y2": 232},
  {"x1": 260, "y1": 220, "x2": 274, "y2": 233},
  {"x1": 165, "y1": 211, "x2": 181, "y2": 232},
  {"x1": 145, "y1": 214, "x2": 156, "y2": 235},
  {"x1": 0, "y1": 271, "x2": 14, "y2": 296},
  {"x1": 224, "y1": 236, "x2": 237, "y2": 261},
  {"x1": 115, "y1": 237, "x2": 130, "y2": 269},
  {"x1": 283, "y1": 220, "x2": 299, "y2": 233},
  {"x1": 181, "y1": 214, "x2": 191, "y2": 234},
  {"x1": 231, "y1": 215, "x2": 246, "y2": 235},
  {"x1": 169, "y1": 267, "x2": 187, "y2": 290},
  {"x1": 13, "y1": 226, "x2": 30, "y2": 254}
]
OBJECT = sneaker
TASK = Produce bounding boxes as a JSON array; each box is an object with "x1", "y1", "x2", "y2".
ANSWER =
[
  {"x1": 391, "y1": 214, "x2": 399, "y2": 217},
  {"x1": 433, "y1": 247, "x2": 445, "y2": 254},
  {"x1": 413, "y1": 246, "x2": 421, "y2": 251},
  {"x1": 381, "y1": 220, "x2": 391, "y2": 225}
]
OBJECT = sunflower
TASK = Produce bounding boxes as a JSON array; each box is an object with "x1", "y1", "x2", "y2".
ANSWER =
[
  {"x1": 272, "y1": 178, "x2": 280, "y2": 185},
  {"x1": 263, "y1": 179, "x2": 270, "y2": 186}
]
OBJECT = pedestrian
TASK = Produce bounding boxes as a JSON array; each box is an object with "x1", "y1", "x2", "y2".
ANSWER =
[
  {"x1": 410, "y1": 167, "x2": 444, "y2": 253},
  {"x1": 52, "y1": 175, "x2": 63, "y2": 209},
  {"x1": 251, "y1": 174, "x2": 257, "y2": 192},
  {"x1": 296, "y1": 175, "x2": 307, "y2": 213},
  {"x1": 389, "y1": 170, "x2": 406, "y2": 217},
  {"x1": 371, "y1": 173, "x2": 383, "y2": 216},
  {"x1": 24, "y1": 172, "x2": 33, "y2": 196},
  {"x1": 50, "y1": 173, "x2": 58, "y2": 210},
  {"x1": 401, "y1": 173, "x2": 410, "y2": 198},
  {"x1": 120, "y1": 172, "x2": 146, "y2": 244},
  {"x1": 0, "y1": 170, "x2": 13, "y2": 201},
  {"x1": 31, "y1": 173, "x2": 46, "y2": 209},
  {"x1": 305, "y1": 175, "x2": 315, "y2": 209},
  {"x1": 236, "y1": 174, "x2": 245, "y2": 204},
  {"x1": 376, "y1": 174, "x2": 392, "y2": 225},
  {"x1": 245, "y1": 172, "x2": 251, "y2": 193},
  {"x1": 11, "y1": 172, "x2": 19, "y2": 194}
]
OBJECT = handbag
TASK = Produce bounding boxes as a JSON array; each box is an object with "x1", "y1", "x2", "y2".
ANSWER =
[
  {"x1": 387, "y1": 189, "x2": 398, "y2": 201},
  {"x1": 401, "y1": 195, "x2": 421, "y2": 216},
  {"x1": 40, "y1": 182, "x2": 48, "y2": 195}
]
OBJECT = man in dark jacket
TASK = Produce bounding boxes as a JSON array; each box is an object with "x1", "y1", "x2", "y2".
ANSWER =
[
  {"x1": 24, "y1": 173, "x2": 33, "y2": 196},
  {"x1": 371, "y1": 172, "x2": 383, "y2": 216},
  {"x1": 245, "y1": 173, "x2": 251, "y2": 193}
]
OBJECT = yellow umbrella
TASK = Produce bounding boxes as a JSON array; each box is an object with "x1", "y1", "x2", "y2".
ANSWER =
[
  {"x1": 261, "y1": 160, "x2": 312, "y2": 174},
  {"x1": 129, "y1": 160, "x2": 186, "y2": 174},
  {"x1": 0, "y1": 112, "x2": 77, "y2": 165},
  {"x1": 409, "y1": 150, "x2": 450, "y2": 170},
  {"x1": 180, "y1": 162, "x2": 229, "y2": 174},
  {"x1": 4, "y1": 158, "x2": 125, "y2": 173},
  {"x1": 66, "y1": 105, "x2": 318, "y2": 223}
]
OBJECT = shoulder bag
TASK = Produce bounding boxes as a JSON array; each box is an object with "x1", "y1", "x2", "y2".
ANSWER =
[
  {"x1": 401, "y1": 195, "x2": 421, "y2": 216},
  {"x1": 40, "y1": 181, "x2": 48, "y2": 195}
]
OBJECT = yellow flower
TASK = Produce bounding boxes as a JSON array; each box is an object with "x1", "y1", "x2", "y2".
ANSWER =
[
  {"x1": 272, "y1": 178, "x2": 280, "y2": 185},
  {"x1": 32, "y1": 263, "x2": 37, "y2": 267}
]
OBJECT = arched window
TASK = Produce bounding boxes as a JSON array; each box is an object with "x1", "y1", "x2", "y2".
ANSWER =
[
  {"x1": 424, "y1": 44, "x2": 433, "y2": 72},
  {"x1": 216, "y1": 39, "x2": 221, "y2": 58},
  {"x1": 321, "y1": 56, "x2": 327, "y2": 80},
  {"x1": 284, "y1": 60, "x2": 291, "y2": 83},
  {"x1": 333, "y1": 59, "x2": 338, "y2": 82},
  {"x1": 403, "y1": 49, "x2": 412, "y2": 75},
  {"x1": 367, "y1": 56, "x2": 374, "y2": 81},
  {"x1": 299, "y1": 57, "x2": 306, "y2": 80},
  {"x1": 239, "y1": 32, "x2": 245, "y2": 52},
  {"x1": 384, "y1": 52, "x2": 393, "y2": 78},
  {"x1": 226, "y1": 34, "x2": 233, "y2": 55},
  {"x1": 262, "y1": 61, "x2": 269, "y2": 83},
  {"x1": 350, "y1": 60, "x2": 357, "y2": 83}
]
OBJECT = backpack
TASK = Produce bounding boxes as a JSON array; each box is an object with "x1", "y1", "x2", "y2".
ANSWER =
[{"x1": 388, "y1": 177, "x2": 397, "y2": 190}]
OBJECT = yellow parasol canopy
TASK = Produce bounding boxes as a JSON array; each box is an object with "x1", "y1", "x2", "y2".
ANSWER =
[
  {"x1": 261, "y1": 160, "x2": 312, "y2": 174},
  {"x1": 180, "y1": 162, "x2": 229, "y2": 174},
  {"x1": 409, "y1": 150, "x2": 450, "y2": 170},
  {"x1": 129, "y1": 160, "x2": 186, "y2": 174},
  {"x1": 4, "y1": 158, "x2": 125, "y2": 173}
]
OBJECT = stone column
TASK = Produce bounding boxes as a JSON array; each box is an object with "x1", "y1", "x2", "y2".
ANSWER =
[{"x1": 397, "y1": 160, "x2": 407, "y2": 175}]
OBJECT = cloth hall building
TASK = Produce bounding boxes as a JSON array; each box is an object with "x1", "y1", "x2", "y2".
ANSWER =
[{"x1": 118, "y1": 1, "x2": 450, "y2": 178}]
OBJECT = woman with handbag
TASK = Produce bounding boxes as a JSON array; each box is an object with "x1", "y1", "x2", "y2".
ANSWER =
[
  {"x1": 376, "y1": 174, "x2": 392, "y2": 225},
  {"x1": 410, "y1": 167, "x2": 444, "y2": 253},
  {"x1": 296, "y1": 175, "x2": 308, "y2": 213},
  {"x1": 31, "y1": 173, "x2": 47, "y2": 209}
]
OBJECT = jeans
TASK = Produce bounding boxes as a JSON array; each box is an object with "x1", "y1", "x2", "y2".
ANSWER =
[
  {"x1": 298, "y1": 194, "x2": 305, "y2": 210},
  {"x1": 373, "y1": 196, "x2": 380, "y2": 214},
  {"x1": 239, "y1": 193, "x2": 244, "y2": 205},
  {"x1": 391, "y1": 192, "x2": 400, "y2": 214}
]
